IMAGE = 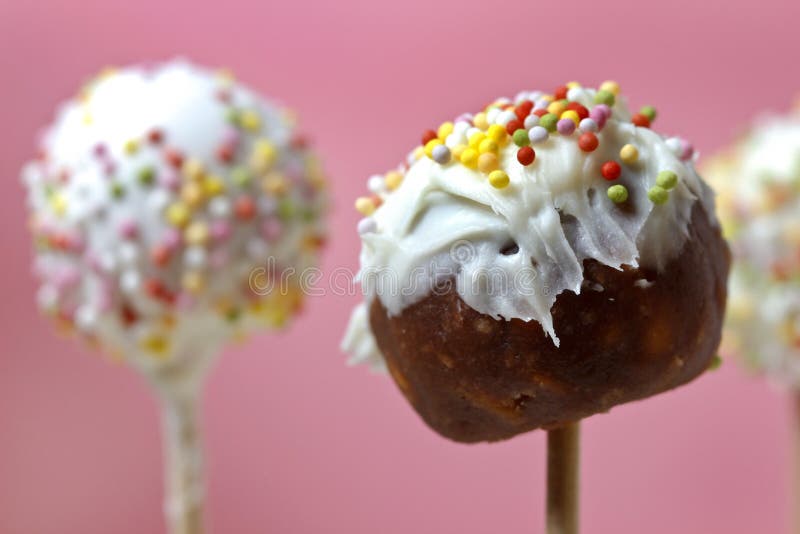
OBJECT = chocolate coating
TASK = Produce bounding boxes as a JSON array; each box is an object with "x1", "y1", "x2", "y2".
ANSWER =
[{"x1": 369, "y1": 204, "x2": 730, "y2": 443}]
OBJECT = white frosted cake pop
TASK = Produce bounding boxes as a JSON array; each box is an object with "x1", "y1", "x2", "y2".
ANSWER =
[
  {"x1": 23, "y1": 60, "x2": 327, "y2": 372},
  {"x1": 704, "y1": 104, "x2": 800, "y2": 386},
  {"x1": 343, "y1": 82, "x2": 716, "y2": 369}
]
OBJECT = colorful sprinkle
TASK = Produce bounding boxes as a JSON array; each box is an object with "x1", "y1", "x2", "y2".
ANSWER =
[
  {"x1": 601, "y1": 161, "x2": 622, "y2": 181},
  {"x1": 648, "y1": 186, "x2": 669, "y2": 204},
  {"x1": 607, "y1": 184, "x2": 628, "y2": 203},
  {"x1": 619, "y1": 144, "x2": 639, "y2": 164},
  {"x1": 656, "y1": 170, "x2": 678, "y2": 190},
  {"x1": 488, "y1": 170, "x2": 510, "y2": 189},
  {"x1": 517, "y1": 146, "x2": 535, "y2": 166}
]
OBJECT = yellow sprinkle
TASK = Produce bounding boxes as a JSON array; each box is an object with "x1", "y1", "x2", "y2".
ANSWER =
[
  {"x1": 123, "y1": 139, "x2": 139, "y2": 155},
  {"x1": 385, "y1": 171, "x2": 403, "y2": 190},
  {"x1": 182, "y1": 271, "x2": 205, "y2": 293},
  {"x1": 468, "y1": 131, "x2": 486, "y2": 149},
  {"x1": 547, "y1": 100, "x2": 568, "y2": 116},
  {"x1": 50, "y1": 194, "x2": 68, "y2": 217},
  {"x1": 599, "y1": 80, "x2": 620, "y2": 95},
  {"x1": 82, "y1": 112, "x2": 93, "y2": 125},
  {"x1": 478, "y1": 138, "x2": 499, "y2": 154},
  {"x1": 437, "y1": 122, "x2": 454, "y2": 140},
  {"x1": 560, "y1": 110, "x2": 580, "y2": 125},
  {"x1": 355, "y1": 196, "x2": 376, "y2": 215},
  {"x1": 253, "y1": 139, "x2": 277, "y2": 167},
  {"x1": 412, "y1": 146, "x2": 424, "y2": 161},
  {"x1": 486, "y1": 124, "x2": 508, "y2": 144},
  {"x1": 473, "y1": 112, "x2": 490, "y2": 130},
  {"x1": 262, "y1": 173, "x2": 288, "y2": 195},
  {"x1": 181, "y1": 182, "x2": 204, "y2": 207},
  {"x1": 184, "y1": 222, "x2": 209, "y2": 246},
  {"x1": 182, "y1": 158, "x2": 205, "y2": 181},
  {"x1": 540, "y1": 94, "x2": 554, "y2": 103},
  {"x1": 203, "y1": 175, "x2": 225, "y2": 196},
  {"x1": 488, "y1": 170, "x2": 510, "y2": 189},
  {"x1": 477, "y1": 153, "x2": 499, "y2": 173},
  {"x1": 566, "y1": 81, "x2": 581, "y2": 89},
  {"x1": 240, "y1": 110, "x2": 262, "y2": 132},
  {"x1": 166, "y1": 202, "x2": 191, "y2": 227},
  {"x1": 424, "y1": 138, "x2": 443, "y2": 158},
  {"x1": 140, "y1": 334, "x2": 170, "y2": 358},
  {"x1": 460, "y1": 147, "x2": 479, "y2": 169},
  {"x1": 451, "y1": 144, "x2": 468, "y2": 161},
  {"x1": 619, "y1": 144, "x2": 639, "y2": 165}
]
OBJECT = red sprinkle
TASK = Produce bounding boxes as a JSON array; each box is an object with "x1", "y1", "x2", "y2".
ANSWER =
[
  {"x1": 554, "y1": 85, "x2": 569, "y2": 100},
  {"x1": 601, "y1": 161, "x2": 622, "y2": 181},
  {"x1": 515, "y1": 101, "x2": 533, "y2": 121},
  {"x1": 506, "y1": 119, "x2": 523, "y2": 136},
  {"x1": 147, "y1": 129, "x2": 164, "y2": 145},
  {"x1": 533, "y1": 109, "x2": 548, "y2": 118},
  {"x1": 631, "y1": 113, "x2": 651, "y2": 128},
  {"x1": 421, "y1": 129, "x2": 438, "y2": 146},
  {"x1": 578, "y1": 132, "x2": 599, "y2": 152},
  {"x1": 566, "y1": 102, "x2": 590, "y2": 120},
  {"x1": 517, "y1": 146, "x2": 536, "y2": 166},
  {"x1": 216, "y1": 145, "x2": 235, "y2": 164},
  {"x1": 164, "y1": 148, "x2": 184, "y2": 169},
  {"x1": 151, "y1": 245, "x2": 171, "y2": 267},
  {"x1": 235, "y1": 196, "x2": 256, "y2": 220}
]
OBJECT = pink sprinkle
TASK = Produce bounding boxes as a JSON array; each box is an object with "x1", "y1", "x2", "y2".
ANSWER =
[
  {"x1": 556, "y1": 119, "x2": 576, "y2": 135},
  {"x1": 118, "y1": 220, "x2": 138, "y2": 239},
  {"x1": 161, "y1": 228, "x2": 182, "y2": 249},
  {"x1": 93, "y1": 143, "x2": 107, "y2": 158},
  {"x1": 210, "y1": 220, "x2": 231, "y2": 241},
  {"x1": 221, "y1": 126, "x2": 241, "y2": 147},
  {"x1": 261, "y1": 218, "x2": 283, "y2": 241},
  {"x1": 158, "y1": 169, "x2": 180, "y2": 191},
  {"x1": 680, "y1": 139, "x2": 694, "y2": 161},
  {"x1": 175, "y1": 292, "x2": 196, "y2": 310}
]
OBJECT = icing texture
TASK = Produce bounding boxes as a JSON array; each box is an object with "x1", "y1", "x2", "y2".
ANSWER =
[{"x1": 344, "y1": 82, "x2": 717, "y2": 366}]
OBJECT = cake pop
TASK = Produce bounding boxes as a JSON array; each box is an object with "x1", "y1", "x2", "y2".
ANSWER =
[
  {"x1": 703, "y1": 101, "x2": 800, "y2": 533},
  {"x1": 23, "y1": 59, "x2": 327, "y2": 533},
  {"x1": 343, "y1": 81, "x2": 729, "y2": 533}
]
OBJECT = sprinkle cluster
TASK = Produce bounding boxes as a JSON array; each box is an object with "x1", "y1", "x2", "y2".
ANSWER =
[
  {"x1": 355, "y1": 81, "x2": 695, "y2": 222},
  {"x1": 24, "y1": 62, "x2": 327, "y2": 361}
]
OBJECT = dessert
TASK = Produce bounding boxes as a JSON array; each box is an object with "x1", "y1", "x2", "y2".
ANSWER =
[
  {"x1": 343, "y1": 81, "x2": 729, "y2": 443},
  {"x1": 23, "y1": 59, "x2": 326, "y2": 533}
]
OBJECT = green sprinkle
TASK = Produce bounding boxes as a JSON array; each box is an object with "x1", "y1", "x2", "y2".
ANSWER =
[
  {"x1": 708, "y1": 354, "x2": 722, "y2": 371},
  {"x1": 594, "y1": 90, "x2": 616, "y2": 107},
  {"x1": 278, "y1": 199, "x2": 296, "y2": 219},
  {"x1": 232, "y1": 166, "x2": 252, "y2": 186},
  {"x1": 539, "y1": 113, "x2": 559, "y2": 132},
  {"x1": 512, "y1": 128, "x2": 530, "y2": 147},
  {"x1": 225, "y1": 107, "x2": 241, "y2": 126},
  {"x1": 656, "y1": 170, "x2": 678, "y2": 190},
  {"x1": 640, "y1": 105, "x2": 657, "y2": 122},
  {"x1": 648, "y1": 185, "x2": 669, "y2": 204},
  {"x1": 607, "y1": 184, "x2": 628, "y2": 203},
  {"x1": 110, "y1": 182, "x2": 126, "y2": 199},
  {"x1": 137, "y1": 166, "x2": 155, "y2": 185},
  {"x1": 225, "y1": 308, "x2": 241, "y2": 322}
]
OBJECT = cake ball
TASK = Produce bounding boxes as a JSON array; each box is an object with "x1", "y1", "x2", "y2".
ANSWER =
[
  {"x1": 23, "y1": 60, "x2": 327, "y2": 373},
  {"x1": 343, "y1": 82, "x2": 729, "y2": 443},
  {"x1": 704, "y1": 104, "x2": 800, "y2": 386}
]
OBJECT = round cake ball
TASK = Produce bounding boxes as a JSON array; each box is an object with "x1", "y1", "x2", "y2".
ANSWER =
[
  {"x1": 23, "y1": 60, "x2": 327, "y2": 373},
  {"x1": 343, "y1": 82, "x2": 729, "y2": 442},
  {"x1": 704, "y1": 104, "x2": 800, "y2": 386}
]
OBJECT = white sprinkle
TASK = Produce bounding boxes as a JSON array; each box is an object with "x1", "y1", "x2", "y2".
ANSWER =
[
  {"x1": 579, "y1": 118, "x2": 598, "y2": 133},
  {"x1": 529, "y1": 126, "x2": 549, "y2": 144}
]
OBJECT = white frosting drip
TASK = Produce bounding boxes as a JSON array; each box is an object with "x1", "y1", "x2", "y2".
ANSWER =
[
  {"x1": 705, "y1": 109, "x2": 800, "y2": 387},
  {"x1": 344, "y1": 87, "x2": 716, "y2": 366}
]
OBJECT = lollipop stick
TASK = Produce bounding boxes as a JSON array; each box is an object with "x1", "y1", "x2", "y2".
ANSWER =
[
  {"x1": 546, "y1": 422, "x2": 580, "y2": 534},
  {"x1": 794, "y1": 391, "x2": 800, "y2": 534},
  {"x1": 160, "y1": 386, "x2": 205, "y2": 534}
]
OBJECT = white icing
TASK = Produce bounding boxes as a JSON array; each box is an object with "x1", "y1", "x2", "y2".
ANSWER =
[
  {"x1": 705, "y1": 108, "x2": 800, "y2": 387},
  {"x1": 23, "y1": 59, "x2": 327, "y2": 370},
  {"x1": 344, "y1": 87, "x2": 716, "y2": 367}
]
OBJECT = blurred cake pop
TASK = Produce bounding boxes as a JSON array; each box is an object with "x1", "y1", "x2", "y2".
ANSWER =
[
  {"x1": 704, "y1": 104, "x2": 800, "y2": 385},
  {"x1": 23, "y1": 59, "x2": 326, "y2": 532}
]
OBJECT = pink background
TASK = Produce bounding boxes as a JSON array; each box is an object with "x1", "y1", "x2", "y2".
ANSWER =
[{"x1": 1, "y1": 0, "x2": 798, "y2": 532}]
